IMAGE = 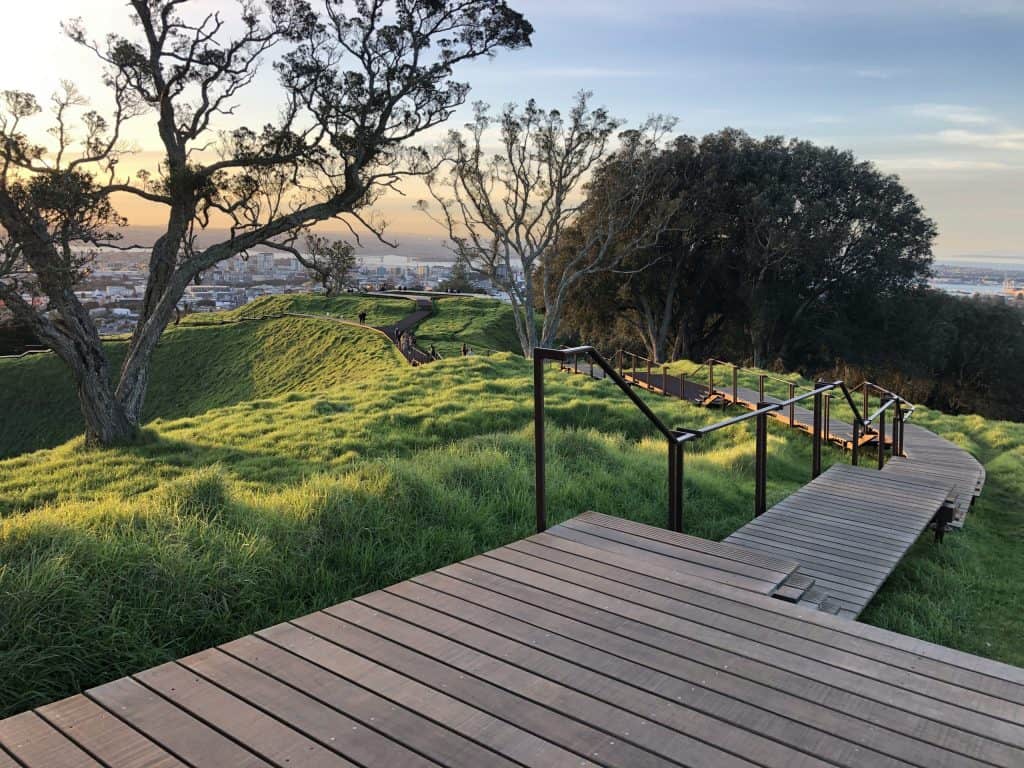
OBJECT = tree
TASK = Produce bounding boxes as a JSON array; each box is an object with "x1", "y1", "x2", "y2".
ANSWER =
[
  {"x1": 420, "y1": 92, "x2": 676, "y2": 357},
  {"x1": 0, "y1": 0, "x2": 531, "y2": 446},
  {"x1": 437, "y1": 253, "x2": 481, "y2": 293},
  {"x1": 293, "y1": 233, "x2": 355, "y2": 296},
  {"x1": 561, "y1": 128, "x2": 936, "y2": 368}
]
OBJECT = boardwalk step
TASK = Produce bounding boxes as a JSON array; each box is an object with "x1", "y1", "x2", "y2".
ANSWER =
[{"x1": 772, "y1": 572, "x2": 815, "y2": 603}]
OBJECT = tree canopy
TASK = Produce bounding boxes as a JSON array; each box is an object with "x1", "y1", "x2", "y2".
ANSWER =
[{"x1": 0, "y1": 0, "x2": 532, "y2": 445}]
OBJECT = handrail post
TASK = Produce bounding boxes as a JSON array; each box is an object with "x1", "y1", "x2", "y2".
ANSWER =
[
  {"x1": 895, "y1": 403, "x2": 904, "y2": 457},
  {"x1": 863, "y1": 387, "x2": 869, "y2": 426},
  {"x1": 662, "y1": 365, "x2": 670, "y2": 396},
  {"x1": 668, "y1": 440, "x2": 684, "y2": 532},
  {"x1": 852, "y1": 420, "x2": 860, "y2": 466},
  {"x1": 617, "y1": 349, "x2": 623, "y2": 378},
  {"x1": 534, "y1": 354, "x2": 547, "y2": 533},
  {"x1": 812, "y1": 388, "x2": 823, "y2": 478},
  {"x1": 732, "y1": 366, "x2": 739, "y2": 402},
  {"x1": 573, "y1": 353, "x2": 579, "y2": 375},
  {"x1": 788, "y1": 382, "x2": 796, "y2": 427},
  {"x1": 709, "y1": 361, "x2": 715, "y2": 395},
  {"x1": 877, "y1": 406, "x2": 887, "y2": 470},
  {"x1": 679, "y1": 372, "x2": 686, "y2": 400},
  {"x1": 758, "y1": 374, "x2": 766, "y2": 402},
  {"x1": 824, "y1": 392, "x2": 831, "y2": 444},
  {"x1": 755, "y1": 403, "x2": 769, "y2": 517}
]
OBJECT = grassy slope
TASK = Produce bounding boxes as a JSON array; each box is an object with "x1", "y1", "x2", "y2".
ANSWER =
[
  {"x1": 415, "y1": 296, "x2": 524, "y2": 357},
  {"x1": 189, "y1": 292, "x2": 415, "y2": 327},
  {"x1": 0, "y1": 316, "x2": 403, "y2": 460},
  {"x1": 0, "y1": 300, "x2": 1021, "y2": 716}
]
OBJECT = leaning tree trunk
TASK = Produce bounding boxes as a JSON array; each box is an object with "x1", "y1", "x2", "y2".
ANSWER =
[{"x1": 70, "y1": 342, "x2": 135, "y2": 447}]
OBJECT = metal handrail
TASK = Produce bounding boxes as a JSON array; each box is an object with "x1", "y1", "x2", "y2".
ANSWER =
[
  {"x1": 695, "y1": 382, "x2": 839, "y2": 437},
  {"x1": 537, "y1": 346, "x2": 913, "y2": 534}
]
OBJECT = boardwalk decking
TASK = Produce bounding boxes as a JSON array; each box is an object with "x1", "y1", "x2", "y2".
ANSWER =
[
  {"x1": 4, "y1": 511, "x2": 1022, "y2": 767},
  {"x1": 723, "y1": 463, "x2": 953, "y2": 618}
]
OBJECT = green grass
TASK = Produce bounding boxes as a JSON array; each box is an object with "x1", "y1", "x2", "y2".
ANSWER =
[
  {"x1": 415, "y1": 296, "x2": 525, "y2": 357},
  {"x1": 0, "y1": 304, "x2": 1021, "y2": 718},
  {"x1": 182, "y1": 292, "x2": 415, "y2": 327},
  {"x1": 0, "y1": 316, "x2": 403, "y2": 460}
]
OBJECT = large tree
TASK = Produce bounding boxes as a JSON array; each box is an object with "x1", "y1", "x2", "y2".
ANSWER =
[
  {"x1": 420, "y1": 93, "x2": 676, "y2": 357},
  {"x1": 562, "y1": 128, "x2": 936, "y2": 367},
  {"x1": 0, "y1": 0, "x2": 531, "y2": 446}
]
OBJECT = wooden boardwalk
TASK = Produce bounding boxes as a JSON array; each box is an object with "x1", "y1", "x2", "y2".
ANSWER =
[
  {"x1": 723, "y1": 464, "x2": 954, "y2": 618},
  {"x1": 4, "y1": 510, "x2": 1024, "y2": 768}
]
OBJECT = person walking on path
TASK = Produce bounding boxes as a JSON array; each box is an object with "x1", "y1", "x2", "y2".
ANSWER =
[
  {"x1": 461, "y1": 342, "x2": 468, "y2": 357},
  {"x1": 358, "y1": 310, "x2": 367, "y2": 324}
]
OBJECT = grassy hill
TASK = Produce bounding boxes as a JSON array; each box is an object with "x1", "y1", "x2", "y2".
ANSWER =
[
  {"x1": 415, "y1": 296, "x2": 525, "y2": 357},
  {"x1": 0, "y1": 297, "x2": 1021, "y2": 718},
  {"x1": 0, "y1": 315, "x2": 403, "y2": 459}
]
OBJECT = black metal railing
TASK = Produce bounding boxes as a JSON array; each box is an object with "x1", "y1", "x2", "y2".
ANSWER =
[{"x1": 534, "y1": 346, "x2": 905, "y2": 534}]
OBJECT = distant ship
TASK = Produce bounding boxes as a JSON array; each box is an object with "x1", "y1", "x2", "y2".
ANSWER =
[{"x1": 1004, "y1": 278, "x2": 1024, "y2": 299}]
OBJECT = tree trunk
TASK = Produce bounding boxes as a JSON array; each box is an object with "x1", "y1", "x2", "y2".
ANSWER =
[{"x1": 78, "y1": 365, "x2": 135, "y2": 447}]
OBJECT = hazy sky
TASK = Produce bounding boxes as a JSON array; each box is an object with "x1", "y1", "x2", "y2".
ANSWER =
[{"x1": 1, "y1": 0, "x2": 1022, "y2": 262}]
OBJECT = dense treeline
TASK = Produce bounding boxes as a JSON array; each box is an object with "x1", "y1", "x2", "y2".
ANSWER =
[{"x1": 559, "y1": 128, "x2": 1024, "y2": 421}]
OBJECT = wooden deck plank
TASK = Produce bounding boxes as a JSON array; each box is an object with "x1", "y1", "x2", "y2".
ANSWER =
[
  {"x1": 339, "y1": 594, "x2": 803, "y2": 768},
  {"x1": 178, "y1": 649, "x2": 439, "y2": 768},
  {"x1": 37, "y1": 695, "x2": 186, "y2": 768},
  {"x1": 462, "y1": 553, "x2": 1024, "y2": 736},
  {"x1": 220, "y1": 634, "x2": 520, "y2": 768},
  {"x1": 361, "y1": 584, "x2": 895, "y2": 768},
  {"x1": 133, "y1": 662, "x2": 357, "y2": 768},
  {"x1": 557, "y1": 517, "x2": 792, "y2": 585},
  {"x1": 404, "y1": 571, "x2": 1019, "y2": 768},
  {"x1": 0, "y1": 711, "x2": 104, "y2": 768},
  {"x1": 262, "y1": 620, "x2": 592, "y2": 768},
  {"x1": 575, "y1": 511, "x2": 800, "y2": 575},
  {"x1": 87, "y1": 677, "x2": 271, "y2": 767}
]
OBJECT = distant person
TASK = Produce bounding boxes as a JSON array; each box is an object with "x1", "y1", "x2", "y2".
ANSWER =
[
  {"x1": 396, "y1": 328, "x2": 403, "y2": 344},
  {"x1": 358, "y1": 310, "x2": 367, "y2": 324},
  {"x1": 429, "y1": 344, "x2": 437, "y2": 359},
  {"x1": 461, "y1": 342, "x2": 468, "y2": 357}
]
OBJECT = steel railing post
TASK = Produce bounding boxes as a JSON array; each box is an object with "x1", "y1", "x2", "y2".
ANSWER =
[
  {"x1": 663, "y1": 365, "x2": 670, "y2": 396},
  {"x1": 852, "y1": 420, "x2": 861, "y2": 466},
  {"x1": 668, "y1": 440, "x2": 684, "y2": 532},
  {"x1": 709, "y1": 362, "x2": 715, "y2": 395},
  {"x1": 732, "y1": 366, "x2": 739, "y2": 402},
  {"x1": 755, "y1": 403, "x2": 769, "y2": 517},
  {"x1": 863, "y1": 387, "x2": 869, "y2": 426},
  {"x1": 824, "y1": 392, "x2": 831, "y2": 444},
  {"x1": 679, "y1": 372, "x2": 686, "y2": 401},
  {"x1": 534, "y1": 354, "x2": 547, "y2": 532},
  {"x1": 812, "y1": 389, "x2": 823, "y2": 478},
  {"x1": 617, "y1": 349, "x2": 623, "y2": 377},
  {"x1": 788, "y1": 382, "x2": 796, "y2": 427},
  {"x1": 647, "y1": 357, "x2": 652, "y2": 388},
  {"x1": 758, "y1": 374, "x2": 766, "y2": 402},
  {"x1": 877, "y1": 406, "x2": 887, "y2": 469},
  {"x1": 573, "y1": 353, "x2": 579, "y2": 375}
]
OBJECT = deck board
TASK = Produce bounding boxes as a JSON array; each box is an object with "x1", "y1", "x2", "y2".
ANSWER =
[
  {"x1": 723, "y1": 463, "x2": 953, "y2": 618},
  {"x1": 4, "y1": 514, "x2": 1019, "y2": 767}
]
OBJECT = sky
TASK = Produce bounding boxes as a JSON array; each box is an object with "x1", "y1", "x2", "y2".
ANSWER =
[{"x1": 1, "y1": 0, "x2": 1022, "y2": 263}]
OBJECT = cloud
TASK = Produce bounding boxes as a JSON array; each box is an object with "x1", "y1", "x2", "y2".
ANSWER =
[
  {"x1": 908, "y1": 103, "x2": 995, "y2": 125},
  {"x1": 874, "y1": 157, "x2": 1015, "y2": 171},
  {"x1": 933, "y1": 129, "x2": 1024, "y2": 151}
]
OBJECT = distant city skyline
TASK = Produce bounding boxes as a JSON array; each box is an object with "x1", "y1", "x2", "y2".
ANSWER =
[{"x1": 1, "y1": 1, "x2": 1021, "y2": 263}]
